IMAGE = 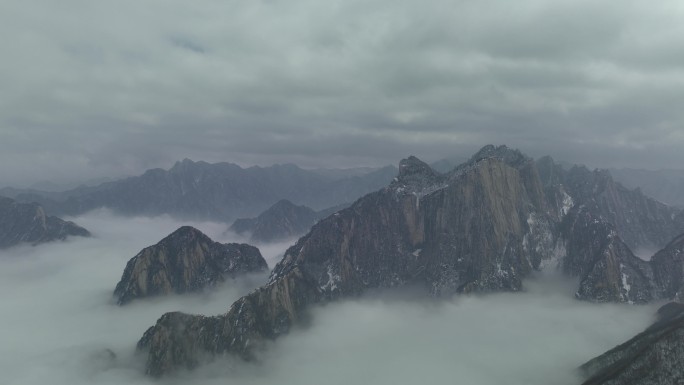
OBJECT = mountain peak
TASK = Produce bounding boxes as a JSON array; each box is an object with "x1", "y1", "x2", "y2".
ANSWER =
[
  {"x1": 166, "y1": 226, "x2": 209, "y2": 242},
  {"x1": 396, "y1": 156, "x2": 440, "y2": 185},
  {"x1": 114, "y1": 226, "x2": 268, "y2": 305},
  {"x1": 468, "y1": 145, "x2": 530, "y2": 167}
]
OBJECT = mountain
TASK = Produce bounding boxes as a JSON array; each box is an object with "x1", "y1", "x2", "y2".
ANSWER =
[
  {"x1": 609, "y1": 168, "x2": 684, "y2": 207},
  {"x1": 534, "y1": 156, "x2": 684, "y2": 303},
  {"x1": 229, "y1": 199, "x2": 344, "y2": 242},
  {"x1": 113, "y1": 226, "x2": 267, "y2": 305},
  {"x1": 135, "y1": 145, "x2": 684, "y2": 376},
  {"x1": 0, "y1": 196, "x2": 90, "y2": 249},
  {"x1": 580, "y1": 302, "x2": 684, "y2": 385},
  {"x1": 0, "y1": 160, "x2": 397, "y2": 222}
]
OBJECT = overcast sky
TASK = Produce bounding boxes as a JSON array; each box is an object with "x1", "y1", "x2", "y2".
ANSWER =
[{"x1": 1, "y1": 0, "x2": 684, "y2": 187}]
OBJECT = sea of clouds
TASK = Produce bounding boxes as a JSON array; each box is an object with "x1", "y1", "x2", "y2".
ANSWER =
[{"x1": 0, "y1": 210, "x2": 662, "y2": 385}]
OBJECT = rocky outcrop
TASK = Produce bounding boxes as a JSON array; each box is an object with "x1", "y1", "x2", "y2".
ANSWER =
[
  {"x1": 560, "y1": 204, "x2": 656, "y2": 304},
  {"x1": 138, "y1": 266, "x2": 322, "y2": 376},
  {"x1": 229, "y1": 199, "x2": 321, "y2": 242},
  {"x1": 580, "y1": 302, "x2": 684, "y2": 385},
  {"x1": 113, "y1": 226, "x2": 268, "y2": 305},
  {"x1": 0, "y1": 196, "x2": 89, "y2": 249}
]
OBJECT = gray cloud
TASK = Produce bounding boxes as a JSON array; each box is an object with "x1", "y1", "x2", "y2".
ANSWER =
[{"x1": 1, "y1": 0, "x2": 684, "y2": 186}]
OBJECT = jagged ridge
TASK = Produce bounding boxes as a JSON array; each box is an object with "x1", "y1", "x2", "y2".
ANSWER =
[{"x1": 136, "y1": 145, "x2": 684, "y2": 376}]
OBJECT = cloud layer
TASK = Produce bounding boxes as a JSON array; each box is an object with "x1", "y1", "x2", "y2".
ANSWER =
[
  {"x1": 0, "y1": 211, "x2": 662, "y2": 385},
  {"x1": 2, "y1": 1, "x2": 684, "y2": 185}
]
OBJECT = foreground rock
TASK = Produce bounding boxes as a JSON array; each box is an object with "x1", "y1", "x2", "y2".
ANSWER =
[
  {"x1": 229, "y1": 199, "x2": 322, "y2": 242},
  {"x1": 0, "y1": 196, "x2": 90, "y2": 249},
  {"x1": 136, "y1": 145, "x2": 684, "y2": 376},
  {"x1": 580, "y1": 302, "x2": 684, "y2": 385},
  {"x1": 113, "y1": 226, "x2": 268, "y2": 305}
]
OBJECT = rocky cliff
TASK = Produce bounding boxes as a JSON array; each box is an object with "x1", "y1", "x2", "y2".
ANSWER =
[
  {"x1": 580, "y1": 302, "x2": 684, "y2": 385},
  {"x1": 113, "y1": 226, "x2": 268, "y2": 305},
  {"x1": 229, "y1": 199, "x2": 321, "y2": 242},
  {"x1": 0, "y1": 196, "x2": 90, "y2": 249}
]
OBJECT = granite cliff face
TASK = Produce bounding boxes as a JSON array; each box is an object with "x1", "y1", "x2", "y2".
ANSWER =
[
  {"x1": 229, "y1": 199, "x2": 322, "y2": 242},
  {"x1": 113, "y1": 226, "x2": 268, "y2": 305},
  {"x1": 135, "y1": 145, "x2": 684, "y2": 376},
  {"x1": 0, "y1": 196, "x2": 90, "y2": 249},
  {"x1": 580, "y1": 302, "x2": 684, "y2": 385}
]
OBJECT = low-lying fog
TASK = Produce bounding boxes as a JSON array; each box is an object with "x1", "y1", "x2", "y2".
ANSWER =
[{"x1": 0, "y1": 210, "x2": 661, "y2": 385}]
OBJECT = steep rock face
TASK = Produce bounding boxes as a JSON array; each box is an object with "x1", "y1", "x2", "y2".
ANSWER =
[
  {"x1": 560, "y1": 204, "x2": 655, "y2": 304},
  {"x1": 650, "y1": 234, "x2": 684, "y2": 300},
  {"x1": 229, "y1": 199, "x2": 321, "y2": 242},
  {"x1": 274, "y1": 154, "x2": 554, "y2": 297},
  {"x1": 113, "y1": 226, "x2": 268, "y2": 305},
  {"x1": 580, "y1": 302, "x2": 684, "y2": 385},
  {"x1": 0, "y1": 196, "x2": 90, "y2": 249},
  {"x1": 536, "y1": 156, "x2": 683, "y2": 303},
  {"x1": 137, "y1": 150, "x2": 560, "y2": 375},
  {"x1": 561, "y1": 166, "x2": 682, "y2": 251}
]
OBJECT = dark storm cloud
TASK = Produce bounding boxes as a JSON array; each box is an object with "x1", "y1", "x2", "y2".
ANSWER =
[{"x1": 1, "y1": 0, "x2": 684, "y2": 186}]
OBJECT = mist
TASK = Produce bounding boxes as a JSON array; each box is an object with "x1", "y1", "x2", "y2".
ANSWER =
[{"x1": 0, "y1": 211, "x2": 660, "y2": 385}]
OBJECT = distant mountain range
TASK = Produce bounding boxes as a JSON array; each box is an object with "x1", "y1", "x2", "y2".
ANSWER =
[
  {"x1": 0, "y1": 160, "x2": 398, "y2": 222},
  {"x1": 0, "y1": 196, "x2": 90, "y2": 249},
  {"x1": 230, "y1": 199, "x2": 345, "y2": 242},
  {"x1": 609, "y1": 168, "x2": 684, "y2": 207}
]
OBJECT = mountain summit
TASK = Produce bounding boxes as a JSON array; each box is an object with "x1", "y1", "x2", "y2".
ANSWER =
[{"x1": 113, "y1": 226, "x2": 267, "y2": 305}]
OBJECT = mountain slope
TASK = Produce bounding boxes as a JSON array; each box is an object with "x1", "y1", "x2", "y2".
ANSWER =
[
  {"x1": 230, "y1": 199, "x2": 322, "y2": 242},
  {"x1": 580, "y1": 302, "x2": 684, "y2": 385},
  {"x1": 0, "y1": 196, "x2": 90, "y2": 249}
]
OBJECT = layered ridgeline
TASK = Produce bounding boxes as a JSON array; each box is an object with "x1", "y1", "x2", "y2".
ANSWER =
[
  {"x1": 609, "y1": 168, "x2": 684, "y2": 208},
  {"x1": 230, "y1": 199, "x2": 345, "y2": 242},
  {"x1": 0, "y1": 160, "x2": 397, "y2": 222},
  {"x1": 0, "y1": 196, "x2": 90, "y2": 249},
  {"x1": 580, "y1": 302, "x2": 684, "y2": 385},
  {"x1": 537, "y1": 156, "x2": 684, "y2": 303},
  {"x1": 136, "y1": 145, "x2": 684, "y2": 376},
  {"x1": 113, "y1": 226, "x2": 268, "y2": 305}
]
